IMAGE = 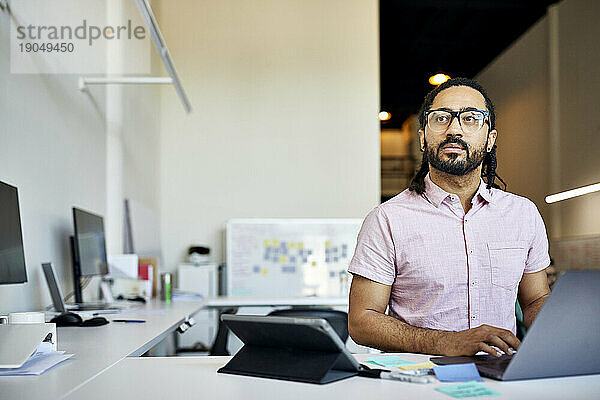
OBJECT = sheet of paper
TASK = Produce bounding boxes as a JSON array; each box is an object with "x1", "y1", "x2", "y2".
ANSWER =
[
  {"x1": 366, "y1": 355, "x2": 415, "y2": 367},
  {"x1": 34, "y1": 341, "x2": 55, "y2": 355},
  {"x1": 398, "y1": 361, "x2": 437, "y2": 370},
  {"x1": 172, "y1": 292, "x2": 204, "y2": 301},
  {"x1": 433, "y1": 363, "x2": 484, "y2": 382},
  {"x1": 435, "y1": 382, "x2": 500, "y2": 398},
  {"x1": 0, "y1": 352, "x2": 74, "y2": 376}
]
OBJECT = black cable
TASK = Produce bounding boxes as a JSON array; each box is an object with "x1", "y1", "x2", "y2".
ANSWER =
[{"x1": 63, "y1": 277, "x2": 92, "y2": 302}]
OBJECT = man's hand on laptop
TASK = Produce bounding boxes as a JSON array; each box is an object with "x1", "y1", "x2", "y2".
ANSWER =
[{"x1": 440, "y1": 324, "x2": 521, "y2": 357}]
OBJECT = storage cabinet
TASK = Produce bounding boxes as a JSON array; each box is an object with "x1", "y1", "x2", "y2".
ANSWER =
[{"x1": 177, "y1": 263, "x2": 218, "y2": 351}]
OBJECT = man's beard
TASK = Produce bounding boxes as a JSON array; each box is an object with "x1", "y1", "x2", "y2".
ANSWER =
[{"x1": 426, "y1": 137, "x2": 486, "y2": 176}]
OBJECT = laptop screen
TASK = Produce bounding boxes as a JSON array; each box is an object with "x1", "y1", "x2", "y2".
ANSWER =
[{"x1": 42, "y1": 263, "x2": 67, "y2": 313}]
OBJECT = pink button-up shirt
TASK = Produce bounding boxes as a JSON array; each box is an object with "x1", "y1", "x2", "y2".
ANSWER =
[{"x1": 348, "y1": 173, "x2": 550, "y2": 335}]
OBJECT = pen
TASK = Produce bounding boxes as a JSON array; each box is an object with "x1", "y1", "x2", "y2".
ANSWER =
[
  {"x1": 112, "y1": 319, "x2": 146, "y2": 323},
  {"x1": 381, "y1": 371, "x2": 435, "y2": 384},
  {"x1": 358, "y1": 366, "x2": 435, "y2": 384}
]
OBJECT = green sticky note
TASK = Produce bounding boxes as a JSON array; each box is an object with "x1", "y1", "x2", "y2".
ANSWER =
[
  {"x1": 366, "y1": 355, "x2": 415, "y2": 367},
  {"x1": 435, "y1": 382, "x2": 500, "y2": 398}
]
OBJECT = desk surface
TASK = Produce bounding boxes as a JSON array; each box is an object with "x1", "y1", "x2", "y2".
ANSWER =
[
  {"x1": 0, "y1": 299, "x2": 204, "y2": 400},
  {"x1": 64, "y1": 353, "x2": 600, "y2": 400}
]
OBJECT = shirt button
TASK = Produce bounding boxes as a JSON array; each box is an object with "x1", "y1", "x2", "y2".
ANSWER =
[
  {"x1": 471, "y1": 280, "x2": 477, "y2": 286},
  {"x1": 471, "y1": 315, "x2": 477, "y2": 319}
]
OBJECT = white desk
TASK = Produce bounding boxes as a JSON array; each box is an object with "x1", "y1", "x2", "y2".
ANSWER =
[
  {"x1": 64, "y1": 353, "x2": 600, "y2": 400},
  {"x1": 0, "y1": 299, "x2": 204, "y2": 400},
  {"x1": 0, "y1": 295, "x2": 351, "y2": 399},
  {"x1": 7, "y1": 296, "x2": 598, "y2": 399}
]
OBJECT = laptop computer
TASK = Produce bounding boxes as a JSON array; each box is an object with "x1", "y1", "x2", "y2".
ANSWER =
[
  {"x1": 431, "y1": 270, "x2": 600, "y2": 380},
  {"x1": 218, "y1": 314, "x2": 361, "y2": 384},
  {"x1": 42, "y1": 263, "x2": 118, "y2": 312}
]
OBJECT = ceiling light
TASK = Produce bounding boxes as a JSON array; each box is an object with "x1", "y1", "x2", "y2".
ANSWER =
[
  {"x1": 429, "y1": 73, "x2": 450, "y2": 86},
  {"x1": 379, "y1": 111, "x2": 391, "y2": 121},
  {"x1": 545, "y1": 182, "x2": 600, "y2": 203}
]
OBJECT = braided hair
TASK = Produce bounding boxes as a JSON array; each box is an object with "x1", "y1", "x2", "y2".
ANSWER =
[{"x1": 409, "y1": 77, "x2": 506, "y2": 194}]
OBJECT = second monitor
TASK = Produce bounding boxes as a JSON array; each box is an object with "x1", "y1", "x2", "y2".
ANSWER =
[{"x1": 71, "y1": 207, "x2": 109, "y2": 304}]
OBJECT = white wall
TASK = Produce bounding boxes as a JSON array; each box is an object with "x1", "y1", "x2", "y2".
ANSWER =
[
  {"x1": 555, "y1": 0, "x2": 600, "y2": 238},
  {"x1": 476, "y1": 16, "x2": 550, "y2": 225},
  {"x1": 0, "y1": 2, "x2": 160, "y2": 314},
  {"x1": 477, "y1": 0, "x2": 600, "y2": 241},
  {"x1": 0, "y1": 9, "x2": 107, "y2": 314},
  {"x1": 155, "y1": 0, "x2": 380, "y2": 270}
]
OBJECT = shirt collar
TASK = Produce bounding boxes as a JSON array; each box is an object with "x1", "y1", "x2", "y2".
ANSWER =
[
  {"x1": 476, "y1": 179, "x2": 494, "y2": 204},
  {"x1": 424, "y1": 173, "x2": 494, "y2": 208}
]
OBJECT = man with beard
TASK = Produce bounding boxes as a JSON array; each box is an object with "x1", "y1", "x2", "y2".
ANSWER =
[{"x1": 347, "y1": 78, "x2": 551, "y2": 357}]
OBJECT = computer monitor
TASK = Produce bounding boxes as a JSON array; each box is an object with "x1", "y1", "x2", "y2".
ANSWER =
[
  {"x1": 0, "y1": 180, "x2": 28, "y2": 285},
  {"x1": 71, "y1": 207, "x2": 108, "y2": 303}
]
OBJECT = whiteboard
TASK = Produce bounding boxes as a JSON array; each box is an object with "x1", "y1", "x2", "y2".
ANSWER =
[{"x1": 226, "y1": 219, "x2": 363, "y2": 297}]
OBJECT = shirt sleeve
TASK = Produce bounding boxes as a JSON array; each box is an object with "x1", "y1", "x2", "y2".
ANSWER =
[
  {"x1": 347, "y1": 207, "x2": 396, "y2": 285},
  {"x1": 524, "y1": 202, "x2": 551, "y2": 274}
]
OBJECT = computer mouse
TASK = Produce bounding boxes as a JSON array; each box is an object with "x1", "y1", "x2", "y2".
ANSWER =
[
  {"x1": 128, "y1": 296, "x2": 147, "y2": 303},
  {"x1": 50, "y1": 312, "x2": 83, "y2": 327},
  {"x1": 80, "y1": 316, "x2": 110, "y2": 327}
]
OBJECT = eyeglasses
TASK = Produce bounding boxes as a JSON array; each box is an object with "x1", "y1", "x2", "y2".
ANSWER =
[{"x1": 425, "y1": 108, "x2": 489, "y2": 134}]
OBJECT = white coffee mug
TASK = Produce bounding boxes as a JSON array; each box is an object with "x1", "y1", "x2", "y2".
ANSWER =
[{"x1": 8, "y1": 311, "x2": 45, "y2": 324}]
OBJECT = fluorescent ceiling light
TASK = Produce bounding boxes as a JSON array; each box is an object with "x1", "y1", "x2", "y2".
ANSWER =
[{"x1": 545, "y1": 182, "x2": 600, "y2": 203}]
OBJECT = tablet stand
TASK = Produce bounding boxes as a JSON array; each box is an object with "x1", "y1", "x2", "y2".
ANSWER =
[{"x1": 218, "y1": 344, "x2": 357, "y2": 384}]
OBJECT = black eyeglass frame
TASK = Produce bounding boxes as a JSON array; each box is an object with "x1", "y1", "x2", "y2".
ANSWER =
[{"x1": 424, "y1": 108, "x2": 490, "y2": 133}]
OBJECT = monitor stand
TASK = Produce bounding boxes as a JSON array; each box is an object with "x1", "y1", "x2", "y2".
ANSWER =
[
  {"x1": 67, "y1": 279, "x2": 127, "y2": 311},
  {"x1": 67, "y1": 281, "x2": 118, "y2": 311},
  {"x1": 70, "y1": 236, "x2": 115, "y2": 309},
  {"x1": 99, "y1": 279, "x2": 115, "y2": 303}
]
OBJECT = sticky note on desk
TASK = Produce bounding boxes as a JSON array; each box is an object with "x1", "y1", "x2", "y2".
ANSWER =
[
  {"x1": 398, "y1": 361, "x2": 437, "y2": 370},
  {"x1": 435, "y1": 382, "x2": 500, "y2": 398},
  {"x1": 366, "y1": 355, "x2": 414, "y2": 367},
  {"x1": 433, "y1": 363, "x2": 483, "y2": 382}
]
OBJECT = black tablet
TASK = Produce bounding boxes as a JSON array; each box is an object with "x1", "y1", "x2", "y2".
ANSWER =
[{"x1": 219, "y1": 314, "x2": 360, "y2": 384}]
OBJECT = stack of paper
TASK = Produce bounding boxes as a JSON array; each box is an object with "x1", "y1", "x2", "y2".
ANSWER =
[
  {"x1": 172, "y1": 291, "x2": 204, "y2": 301},
  {"x1": 0, "y1": 342, "x2": 73, "y2": 376}
]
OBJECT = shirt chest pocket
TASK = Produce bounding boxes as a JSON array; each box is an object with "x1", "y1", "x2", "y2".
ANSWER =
[{"x1": 487, "y1": 241, "x2": 528, "y2": 291}]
